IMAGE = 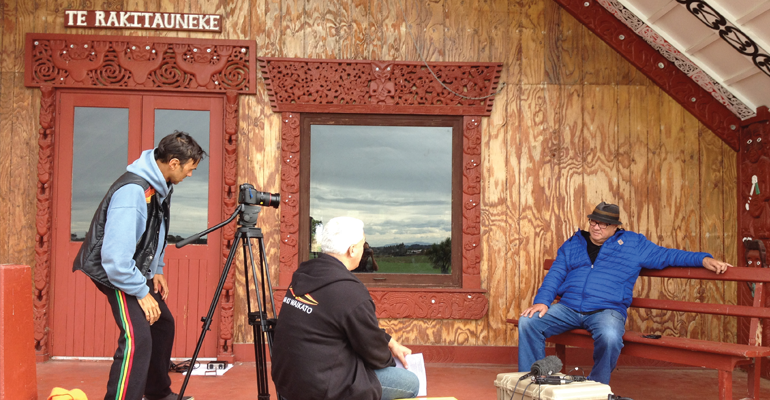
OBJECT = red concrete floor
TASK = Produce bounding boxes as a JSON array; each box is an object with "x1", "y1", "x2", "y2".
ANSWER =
[{"x1": 35, "y1": 360, "x2": 770, "y2": 400}]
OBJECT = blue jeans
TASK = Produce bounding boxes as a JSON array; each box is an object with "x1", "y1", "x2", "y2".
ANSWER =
[
  {"x1": 374, "y1": 366, "x2": 419, "y2": 400},
  {"x1": 517, "y1": 302, "x2": 626, "y2": 384}
]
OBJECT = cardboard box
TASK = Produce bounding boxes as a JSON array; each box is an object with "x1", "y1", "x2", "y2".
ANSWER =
[{"x1": 495, "y1": 372, "x2": 612, "y2": 400}]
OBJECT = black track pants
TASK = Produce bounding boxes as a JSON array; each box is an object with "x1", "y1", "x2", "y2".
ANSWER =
[{"x1": 95, "y1": 280, "x2": 175, "y2": 400}]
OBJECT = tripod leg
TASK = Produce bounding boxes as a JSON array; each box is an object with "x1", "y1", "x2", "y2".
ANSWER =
[
  {"x1": 251, "y1": 235, "x2": 288, "y2": 400},
  {"x1": 257, "y1": 237, "x2": 278, "y2": 353},
  {"x1": 243, "y1": 235, "x2": 271, "y2": 399},
  {"x1": 176, "y1": 231, "x2": 243, "y2": 400}
]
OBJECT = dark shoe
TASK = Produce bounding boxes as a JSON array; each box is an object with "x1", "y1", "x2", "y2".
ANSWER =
[{"x1": 144, "y1": 394, "x2": 194, "y2": 400}]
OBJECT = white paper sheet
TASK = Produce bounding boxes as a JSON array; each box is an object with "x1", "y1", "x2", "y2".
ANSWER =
[
  {"x1": 395, "y1": 353, "x2": 427, "y2": 397},
  {"x1": 182, "y1": 363, "x2": 234, "y2": 376}
]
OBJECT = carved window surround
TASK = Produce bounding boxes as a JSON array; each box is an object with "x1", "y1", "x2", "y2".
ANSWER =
[
  {"x1": 26, "y1": 33, "x2": 254, "y2": 361},
  {"x1": 259, "y1": 57, "x2": 503, "y2": 319}
]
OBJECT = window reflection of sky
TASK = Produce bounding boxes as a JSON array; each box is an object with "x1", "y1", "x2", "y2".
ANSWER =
[
  {"x1": 69, "y1": 107, "x2": 210, "y2": 242},
  {"x1": 155, "y1": 110, "x2": 210, "y2": 241},
  {"x1": 71, "y1": 108, "x2": 129, "y2": 240},
  {"x1": 310, "y1": 125, "x2": 452, "y2": 248}
]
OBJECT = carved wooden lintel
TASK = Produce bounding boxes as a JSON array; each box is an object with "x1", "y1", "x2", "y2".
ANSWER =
[
  {"x1": 25, "y1": 33, "x2": 256, "y2": 94},
  {"x1": 259, "y1": 57, "x2": 502, "y2": 116}
]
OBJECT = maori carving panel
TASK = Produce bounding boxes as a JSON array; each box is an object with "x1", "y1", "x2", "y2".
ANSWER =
[
  {"x1": 34, "y1": 86, "x2": 56, "y2": 360},
  {"x1": 463, "y1": 117, "x2": 482, "y2": 285},
  {"x1": 555, "y1": 0, "x2": 741, "y2": 150},
  {"x1": 259, "y1": 58, "x2": 502, "y2": 116},
  {"x1": 279, "y1": 112, "x2": 301, "y2": 286},
  {"x1": 738, "y1": 108, "x2": 770, "y2": 377},
  {"x1": 217, "y1": 91, "x2": 240, "y2": 361},
  {"x1": 273, "y1": 289, "x2": 488, "y2": 320},
  {"x1": 26, "y1": 34, "x2": 256, "y2": 94},
  {"x1": 740, "y1": 114, "x2": 770, "y2": 241}
]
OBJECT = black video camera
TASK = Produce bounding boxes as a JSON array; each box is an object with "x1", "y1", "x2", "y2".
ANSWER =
[{"x1": 238, "y1": 183, "x2": 280, "y2": 208}]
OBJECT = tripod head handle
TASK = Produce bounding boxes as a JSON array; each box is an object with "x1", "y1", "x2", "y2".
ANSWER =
[
  {"x1": 175, "y1": 204, "x2": 243, "y2": 248},
  {"x1": 176, "y1": 232, "x2": 205, "y2": 248}
]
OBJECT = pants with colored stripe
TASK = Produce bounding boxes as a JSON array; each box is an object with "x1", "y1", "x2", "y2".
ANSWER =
[{"x1": 95, "y1": 280, "x2": 175, "y2": 400}]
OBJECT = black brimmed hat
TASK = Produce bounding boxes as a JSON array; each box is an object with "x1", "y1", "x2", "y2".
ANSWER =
[{"x1": 587, "y1": 202, "x2": 622, "y2": 225}]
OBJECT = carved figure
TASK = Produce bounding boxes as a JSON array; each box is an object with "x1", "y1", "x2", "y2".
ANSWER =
[
  {"x1": 49, "y1": 40, "x2": 110, "y2": 84},
  {"x1": 369, "y1": 61, "x2": 395, "y2": 105},
  {"x1": 174, "y1": 44, "x2": 232, "y2": 88},
  {"x1": 114, "y1": 41, "x2": 165, "y2": 86},
  {"x1": 741, "y1": 124, "x2": 770, "y2": 239}
]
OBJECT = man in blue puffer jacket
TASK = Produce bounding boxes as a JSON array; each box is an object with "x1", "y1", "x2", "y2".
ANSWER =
[{"x1": 518, "y1": 202, "x2": 732, "y2": 385}]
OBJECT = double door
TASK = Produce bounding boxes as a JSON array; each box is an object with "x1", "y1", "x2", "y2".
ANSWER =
[{"x1": 51, "y1": 91, "x2": 224, "y2": 358}]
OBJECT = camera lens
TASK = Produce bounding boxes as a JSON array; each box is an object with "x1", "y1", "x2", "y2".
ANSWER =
[{"x1": 255, "y1": 191, "x2": 280, "y2": 208}]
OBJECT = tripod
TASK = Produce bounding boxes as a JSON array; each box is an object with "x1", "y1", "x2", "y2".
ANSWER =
[{"x1": 175, "y1": 201, "x2": 279, "y2": 400}]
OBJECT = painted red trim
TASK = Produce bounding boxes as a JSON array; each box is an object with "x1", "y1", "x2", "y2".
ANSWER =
[
  {"x1": 217, "y1": 90, "x2": 240, "y2": 362},
  {"x1": 553, "y1": 0, "x2": 741, "y2": 151},
  {"x1": 34, "y1": 85, "x2": 55, "y2": 361}
]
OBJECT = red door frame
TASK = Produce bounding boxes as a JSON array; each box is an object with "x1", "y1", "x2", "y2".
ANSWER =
[{"x1": 50, "y1": 90, "x2": 224, "y2": 358}]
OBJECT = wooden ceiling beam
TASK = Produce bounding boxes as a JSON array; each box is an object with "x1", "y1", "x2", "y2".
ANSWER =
[{"x1": 646, "y1": 1, "x2": 679, "y2": 24}]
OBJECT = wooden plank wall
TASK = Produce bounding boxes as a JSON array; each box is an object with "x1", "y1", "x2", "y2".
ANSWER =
[{"x1": 0, "y1": 0, "x2": 738, "y2": 348}]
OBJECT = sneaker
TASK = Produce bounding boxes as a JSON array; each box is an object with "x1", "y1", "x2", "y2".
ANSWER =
[{"x1": 144, "y1": 394, "x2": 194, "y2": 400}]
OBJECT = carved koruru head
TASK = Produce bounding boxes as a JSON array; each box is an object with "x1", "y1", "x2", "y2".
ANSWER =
[{"x1": 743, "y1": 123, "x2": 767, "y2": 164}]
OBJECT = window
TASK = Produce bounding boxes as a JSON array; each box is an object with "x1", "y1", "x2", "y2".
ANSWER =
[
  {"x1": 154, "y1": 109, "x2": 211, "y2": 243},
  {"x1": 71, "y1": 107, "x2": 129, "y2": 241},
  {"x1": 300, "y1": 114, "x2": 463, "y2": 287}
]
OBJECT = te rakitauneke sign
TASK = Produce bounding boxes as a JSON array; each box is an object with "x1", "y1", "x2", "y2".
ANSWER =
[{"x1": 64, "y1": 10, "x2": 222, "y2": 33}]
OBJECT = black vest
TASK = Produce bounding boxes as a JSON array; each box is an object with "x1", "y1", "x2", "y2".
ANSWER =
[{"x1": 72, "y1": 172, "x2": 171, "y2": 290}]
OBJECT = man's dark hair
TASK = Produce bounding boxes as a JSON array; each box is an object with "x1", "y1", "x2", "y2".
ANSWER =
[{"x1": 154, "y1": 131, "x2": 207, "y2": 165}]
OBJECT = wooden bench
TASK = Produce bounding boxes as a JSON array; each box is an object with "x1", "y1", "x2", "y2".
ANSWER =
[{"x1": 507, "y1": 259, "x2": 770, "y2": 400}]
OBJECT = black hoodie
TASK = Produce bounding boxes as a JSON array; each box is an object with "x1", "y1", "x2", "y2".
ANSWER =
[{"x1": 271, "y1": 254, "x2": 395, "y2": 400}]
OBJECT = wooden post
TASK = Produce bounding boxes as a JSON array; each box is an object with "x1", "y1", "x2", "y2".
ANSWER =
[{"x1": 0, "y1": 264, "x2": 37, "y2": 400}]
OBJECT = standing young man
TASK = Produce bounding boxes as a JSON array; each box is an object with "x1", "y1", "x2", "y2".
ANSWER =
[{"x1": 73, "y1": 131, "x2": 206, "y2": 400}]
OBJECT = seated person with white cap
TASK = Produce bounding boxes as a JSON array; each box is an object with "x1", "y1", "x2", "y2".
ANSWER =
[{"x1": 271, "y1": 216, "x2": 419, "y2": 400}]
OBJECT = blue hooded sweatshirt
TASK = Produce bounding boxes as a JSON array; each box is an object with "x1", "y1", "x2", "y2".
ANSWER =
[
  {"x1": 101, "y1": 149, "x2": 170, "y2": 299},
  {"x1": 533, "y1": 229, "x2": 711, "y2": 319}
]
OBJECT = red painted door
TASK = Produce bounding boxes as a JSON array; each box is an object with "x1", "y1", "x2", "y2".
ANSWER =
[{"x1": 51, "y1": 91, "x2": 223, "y2": 358}]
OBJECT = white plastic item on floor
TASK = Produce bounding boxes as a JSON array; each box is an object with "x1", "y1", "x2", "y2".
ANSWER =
[{"x1": 495, "y1": 372, "x2": 613, "y2": 400}]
